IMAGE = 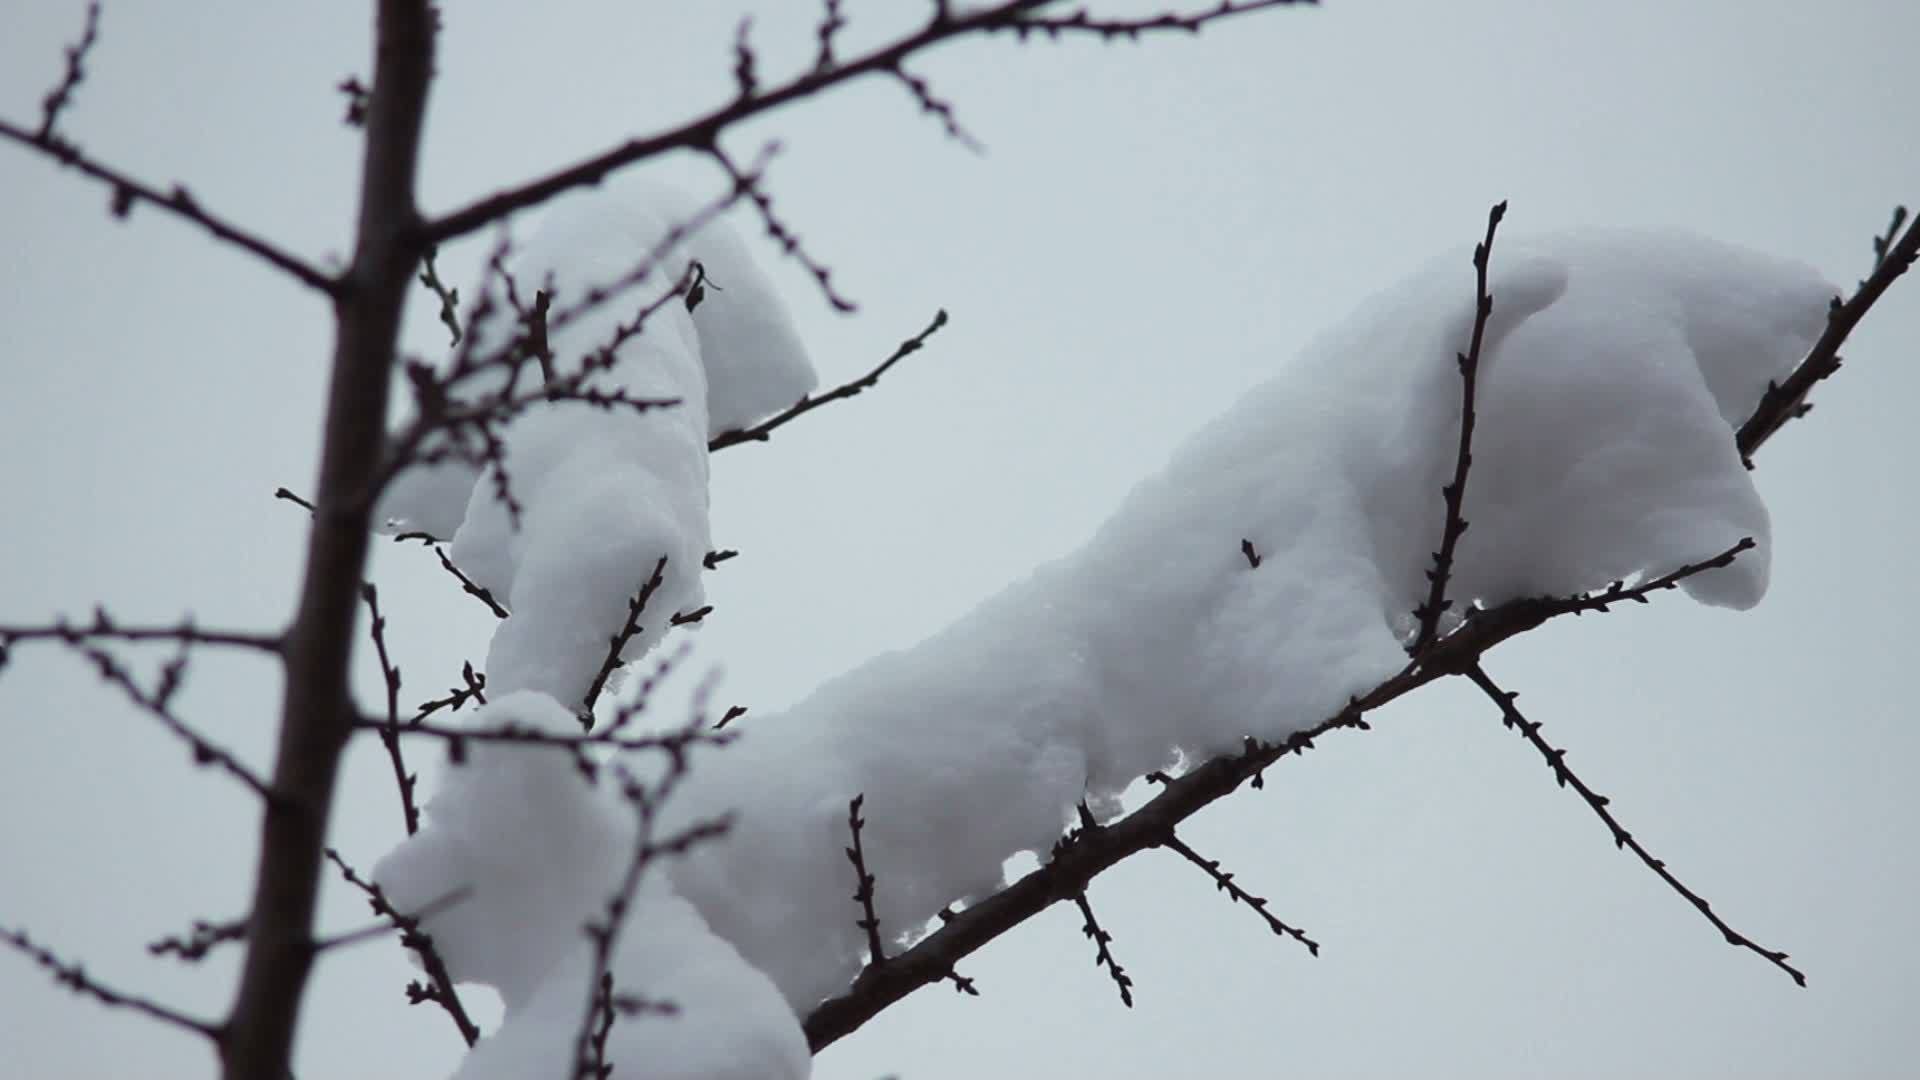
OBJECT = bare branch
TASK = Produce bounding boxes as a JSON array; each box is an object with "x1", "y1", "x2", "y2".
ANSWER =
[
  {"x1": 360, "y1": 584, "x2": 421, "y2": 835},
  {"x1": 147, "y1": 916, "x2": 248, "y2": 965},
  {"x1": 1411, "y1": 200, "x2": 1506, "y2": 654},
  {"x1": 0, "y1": 611, "x2": 281, "y2": 655},
  {"x1": 3, "y1": 926, "x2": 219, "y2": 1042},
  {"x1": 1160, "y1": 833, "x2": 1318, "y2": 956},
  {"x1": 845, "y1": 795, "x2": 888, "y2": 963},
  {"x1": 325, "y1": 849, "x2": 479, "y2": 1047},
  {"x1": 1072, "y1": 892, "x2": 1133, "y2": 1007},
  {"x1": 0, "y1": 117, "x2": 339, "y2": 294},
  {"x1": 710, "y1": 309, "x2": 949, "y2": 450},
  {"x1": 36, "y1": 1, "x2": 101, "y2": 140},
  {"x1": 34, "y1": 637, "x2": 278, "y2": 801},
  {"x1": 1463, "y1": 664, "x2": 1806, "y2": 987},
  {"x1": 420, "y1": 0, "x2": 1306, "y2": 244}
]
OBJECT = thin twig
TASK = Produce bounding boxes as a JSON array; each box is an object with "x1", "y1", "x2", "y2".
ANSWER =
[
  {"x1": 1737, "y1": 204, "x2": 1920, "y2": 462},
  {"x1": 846, "y1": 795, "x2": 887, "y2": 964},
  {"x1": 1412, "y1": 200, "x2": 1506, "y2": 654},
  {"x1": 580, "y1": 557, "x2": 670, "y2": 722},
  {"x1": 0, "y1": 117, "x2": 339, "y2": 294},
  {"x1": 1160, "y1": 833, "x2": 1318, "y2": 955},
  {"x1": 1072, "y1": 892, "x2": 1133, "y2": 1007},
  {"x1": 2, "y1": 926, "x2": 219, "y2": 1042},
  {"x1": 710, "y1": 309, "x2": 948, "y2": 450},
  {"x1": 1463, "y1": 663, "x2": 1806, "y2": 987},
  {"x1": 325, "y1": 849, "x2": 479, "y2": 1047},
  {"x1": 360, "y1": 584, "x2": 420, "y2": 835}
]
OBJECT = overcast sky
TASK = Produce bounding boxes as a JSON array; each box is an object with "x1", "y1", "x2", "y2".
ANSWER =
[{"x1": 2, "y1": 2, "x2": 1915, "y2": 1078}]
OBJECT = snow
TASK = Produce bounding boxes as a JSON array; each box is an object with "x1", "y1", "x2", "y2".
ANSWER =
[
  {"x1": 376, "y1": 693, "x2": 808, "y2": 1080},
  {"x1": 374, "y1": 198, "x2": 1833, "y2": 1077},
  {"x1": 376, "y1": 177, "x2": 818, "y2": 705}
]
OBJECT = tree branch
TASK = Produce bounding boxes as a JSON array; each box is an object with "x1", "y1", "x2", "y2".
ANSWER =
[
  {"x1": 1411, "y1": 200, "x2": 1505, "y2": 654},
  {"x1": 1462, "y1": 663, "x2": 1805, "y2": 986},
  {"x1": 709, "y1": 309, "x2": 948, "y2": 451},
  {"x1": 220, "y1": 3, "x2": 438, "y2": 1077},
  {"x1": 1737, "y1": 203, "x2": 1920, "y2": 462}
]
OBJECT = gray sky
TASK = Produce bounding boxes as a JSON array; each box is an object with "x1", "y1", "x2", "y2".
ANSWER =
[{"x1": 1, "y1": 2, "x2": 1915, "y2": 1078}]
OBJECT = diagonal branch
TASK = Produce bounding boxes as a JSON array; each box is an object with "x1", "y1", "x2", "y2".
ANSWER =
[
  {"x1": 710, "y1": 310, "x2": 948, "y2": 451},
  {"x1": 804, "y1": 538, "x2": 1758, "y2": 1050},
  {"x1": 1737, "y1": 203, "x2": 1919, "y2": 462},
  {"x1": 326, "y1": 849, "x2": 479, "y2": 1047},
  {"x1": 2, "y1": 926, "x2": 220, "y2": 1043},
  {"x1": 0, "y1": 118, "x2": 340, "y2": 295},
  {"x1": 1160, "y1": 833, "x2": 1318, "y2": 956},
  {"x1": 419, "y1": 1, "x2": 1306, "y2": 244},
  {"x1": 1462, "y1": 663, "x2": 1805, "y2": 987}
]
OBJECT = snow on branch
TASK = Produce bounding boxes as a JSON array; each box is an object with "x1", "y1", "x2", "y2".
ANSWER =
[
  {"x1": 1462, "y1": 664, "x2": 1806, "y2": 986},
  {"x1": 802, "y1": 528, "x2": 1769, "y2": 1051},
  {"x1": 1737, "y1": 204, "x2": 1920, "y2": 462}
]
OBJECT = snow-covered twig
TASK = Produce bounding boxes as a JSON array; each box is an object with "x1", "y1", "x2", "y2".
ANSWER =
[
  {"x1": 1737, "y1": 204, "x2": 1920, "y2": 462},
  {"x1": 710, "y1": 309, "x2": 949, "y2": 451},
  {"x1": 1, "y1": 926, "x2": 219, "y2": 1043},
  {"x1": 1412, "y1": 200, "x2": 1506, "y2": 655},
  {"x1": 1462, "y1": 663, "x2": 1806, "y2": 987},
  {"x1": 325, "y1": 848, "x2": 480, "y2": 1047}
]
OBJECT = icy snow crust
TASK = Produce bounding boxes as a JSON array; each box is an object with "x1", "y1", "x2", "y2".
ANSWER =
[{"x1": 374, "y1": 188, "x2": 1831, "y2": 1079}]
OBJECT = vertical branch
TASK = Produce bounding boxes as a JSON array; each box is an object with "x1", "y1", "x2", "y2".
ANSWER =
[
  {"x1": 1412, "y1": 200, "x2": 1506, "y2": 655},
  {"x1": 221, "y1": 3, "x2": 437, "y2": 1078}
]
